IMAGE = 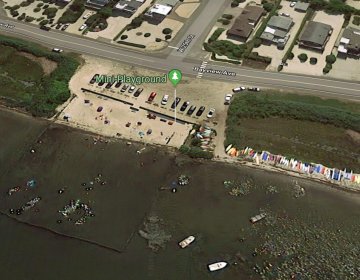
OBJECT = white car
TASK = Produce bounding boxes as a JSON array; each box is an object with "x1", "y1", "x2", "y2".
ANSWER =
[
  {"x1": 225, "y1": 94, "x2": 232, "y2": 104},
  {"x1": 161, "y1": 94, "x2": 169, "y2": 105},
  {"x1": 248, "y1": 87, "x2": 260, "y2": 92},
  {"x1": 279, "y1": 13, "x2": 290, "y2": 17},
  {"x1": 52, "y1": 48, "x2": 63, "y2": 53},
  {"x1": 290, "y1": 1, "x2": 296, "y2": 7},
  {"x1": 207, "y1": 108, "x2": 215, "y2": 118},
  {"x1": 79, "y1": 24, "x2": 87, "y2": 31},
  {"x1": 128, "y1": 85, "x2": 136, "y2": 93},
  {"x1": 232, "y1": 87, "x2": 246, "y2": 92},
  {"x1": 83, "y1": 12, "x2": 94, "y2": 19}
]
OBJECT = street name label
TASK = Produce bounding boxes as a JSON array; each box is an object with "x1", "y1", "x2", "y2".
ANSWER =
[
  {"x1": 0, "y1": 23, "x2": 15, "y2": 29},
  {"x1": 177, "y1": 34, "x2": 195, "y2": 53},
  {"x1": 193, "y1": 66, "x2": 236, "y2": 76}
]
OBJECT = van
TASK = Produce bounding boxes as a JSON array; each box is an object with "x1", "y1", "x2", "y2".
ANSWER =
[{"x1": 79, "y1": 24, "x2": 87, "y2": 31}]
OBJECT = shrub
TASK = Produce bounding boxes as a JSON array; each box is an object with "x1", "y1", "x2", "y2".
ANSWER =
[
  {"x1": 222, "y1": 14, "x2": 233, "y2": 19},
  {"x1": 222, "y1": 19, "x2": 231, "y2": 25},
  {"x1": 231, "y1": 1, "x2": 239, "y2": 7},
  {"x1": 323, "y1": 67, "x2": 330, "y2": 73},
  {"x1": 179, "y1": 145, "x2": 190, "y2": 154},
  {"x1": 27, "y1": 0, "x2": 35, "y2": 3},
  {"x1": 288, "y1": 52, "x2": 294, "y2": 59},
  {"x1": 326, "y1": 63, "x2": 332, "y2": 69},
  {"x1": 191, "y1": 138, "x2": 202, "y2": 147},
  {"x1": 263, "y1": 3, "x2": 274, "y2": 12},
  {"x1": 165, "y1": 34, "x2": 171, "y2": 40},
  {"x1": 208, "y1": 28, "x2": 225, "y2": 43},
  {"x1": 236, "y1": 0, "x2": 246, "y2": 2},
  {"x1": 254, "y1": 38, "x2": 262, "y2": 47},
  {"x1": 20, "y1": 1, "x2": 31, "y2": 7},
  {"x1": 39, "y1": 19, "x2": 49, "y2": 25},
  {"x1": 18, "y1": 13, "x2": 26, "y2": 21},
  {"x1": 43, "y1": 4, "x2": 49, "y2": 9},
  {"x1": 162, "y1": 28, "x2": 172, "y2": 34},
  {"x1": 120, "y1": 35, "x2": 128, "y2": 40},
  {"x1": 278, "y1": 65, "x2": 283, "y2": 71},
  {"x1": 144, "y1": 33, "x2": 151, "y2": 37},
  {"x1": 298, "y1": 53, "x2": 308, "y2": 61},
  {"x1": 10, "y1": 10, "x2": 19, "y2": 17},
  {"x1": 310, "y1": 57, "x2": 317, "y2": 64},
  {"x1": 34, "y1": 7, "x2": 41, "y2": 12},
  {"x1": 353, "y1": 16, "x2": 360, "y2": 26},
  {"x1": 37, "y1": 3, "x2": 44, "y2": 7},
  {"x1": 10, "y1": 5, "x2": 21, "y2": 11},
  {"x1": 36, "y1": 17, "x2": 45, "y2": 22},
  {"x1": 25, "y1": 16, "x2": 35, "y2": 22},
  {"x1": 155, "y1": 38, "x2": 161, "y2": 42},
  {"x1": 43, "y1": 7, "x2": 58, "y2": 19},
  {"x1": 277, "y1": 43, "x2": 285, "y2": 50},
  {"x1": 326, "y1": 54, "x2": 336, "y2": 64}
]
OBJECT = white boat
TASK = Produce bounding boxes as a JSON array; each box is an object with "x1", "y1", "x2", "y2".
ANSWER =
[
  {"x1": 208, "y1": 261, "x2": 227, "y2": 271},
  {"x1": 179, "y1": 235, "x2": 195, "y2": 248},
  {"x1": 225, "y1": 144, "x2": 232, "y2": 152}
]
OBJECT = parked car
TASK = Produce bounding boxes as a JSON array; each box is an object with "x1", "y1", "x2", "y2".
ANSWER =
[
  {"x1": 120, "y1": 84, "x2": 129, "y2": 92},
  {"x1": 232, "y1": 87, "x2": 246, "y2": 92},
  {"x1": 40, "y1": 25, "x2": 51, "y2": 31},
  {"x1": 161, "y1": 95, "x2": 169, "y2": 105},
  {"x1": 148, "y1": 92, "x2": 157, "y2": 101},
  {"x1": 89, "y1": 74, "x2": 99, "y2": 84},
  {"x1": 171, "y1": 97, "x2": 181, "y2": 109},
  {"x1": 133, "y1": 88, "x2": 143, "y2": 97},
  {"x1": 187, "y1": 105, "x2": 196, "y2": 115},
  {"x1": 225, "y1": 94, "x2": 232, "y2": 104},
  {"x1": 98, "y1": 80, "x2": 105, "y2": 86},
  {"x1": 180, "y1": 101, "x2": 190, "y2": 112},
  {"x1": 207, "y1": 108, "x2": 215, "y2": 118},
  {"x1": 83, "y1": 12, "x2": 93, "y2": 19},
  {"x1": 61, "y1": 24, "x2": 69, "y2": 31},
  {"x1": 148, "y1": 114, "x2": 156, "y2": 119},
  {"x1": 52, "y1": 48, "x2": 63, "y2": 53},
  {"x1": 55, "y1": 23, "x2": 62, "y2": 29},
  {"x1": 128, "y1": 85, "x2": 136, "y2": 93},
  {"x1": 196, "y1": 106, "x2": 205, "y2": 116},
  {"x1": 105, "y1": 81, "x2": 115, "y2": 89},
  {"x1": 115, "y1": 80, "x2": 123, "y2": 88},
  {"x1": 248, "y1": 87, "x2": 260, "y2": 92},
  {"x1": 79, "y1": 24, "x2": 87, "y2": 31},
  {"x1": 279, "y1": 13, "x2": 290, "y2": 17},
  {"x1": 290, "y1": 1, "x2": 296, "y2": 7}
]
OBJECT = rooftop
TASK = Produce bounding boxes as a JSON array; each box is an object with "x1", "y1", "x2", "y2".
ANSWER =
[
  {"x1": 114, "y1": 0, "x2": 145, "y2": 10},
  {"x1": 341, "y1": 27, "x2": 360, "y2": 51},
  {"x1": 227, "y1": 6, "x2": 264, "y2": 38},
  {"x1": 149, "y1": 4, "x2": 172, "y2": 15},
  {"x1": 295, "y1": 2, "x2": 310, "y2": 11},
  {"x1": 267, "y1": 16, "x2": 293, "y2": 31},
  {"x1": 300, "y1": 21, "x2": 332, "y2": 46},
  {"x1": 156, "y1": 0, "x2": 179, "y2": 6}
]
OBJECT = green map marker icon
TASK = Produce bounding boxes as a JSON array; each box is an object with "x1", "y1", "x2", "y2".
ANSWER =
[{"x1": 169, "y1": 69, "x2": 182, "y2": 87}]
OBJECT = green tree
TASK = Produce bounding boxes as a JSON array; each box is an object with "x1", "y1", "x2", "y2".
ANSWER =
[
  {"x1": 326, "y1": 54, "x2": 336, "y2": 64},
  {"x1": 231, "y1": 1, "x2": 239, "y2": 7},
  {"x1": 298, "y1": 53, "x2": 308, "y2": 61},
  {"x1": 162, "y1": 28, "x2": 172, "y2": 34},
  {"x1": 310, "y1": 57, "x2": 317, "y2": 64},
  {"x1": 99, "y1": 7, "x2": 112, "y2": 18},
  {"x1": 254, "y1": 38, "x2": 262, "y2": 47}
]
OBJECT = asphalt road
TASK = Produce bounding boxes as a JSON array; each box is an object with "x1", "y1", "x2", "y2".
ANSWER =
[{"x1": 1, "y1": 10, "x2": 360, "y2": 101}]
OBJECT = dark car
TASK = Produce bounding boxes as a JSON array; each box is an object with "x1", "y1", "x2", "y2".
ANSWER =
[
  {"x1": 187, "y1": 105, "x2": 196, "y2": 115},
  {"x1": 105, "y1": 81, "x2": 115, "y2": 89},
  {"x1": 171, "y1": 97, "x2": 181, "y2": 109},
  {"x1": 40, "y1": 25, "x2": 51, "y2": 31},
  {"x1": 196, "y1": 106, "x2": 205, "y2": 116},
  {"x1": 61, "y1": 24, "x2": 69, "y2": 31},
  {"x1": 120, "y1": 84, "x2": 129, "y2": 92},
  {"x1": 180, "y1": 101, "x2": 190, "y2": 112},
  {"x1": 114, "y1": 80, "x2": 123, "y2": 88},
  {"x1": 90, "y1": 74, "x2": 99, "y2": 84},
  {"x1": 55, "y1": 23, "x2": 62, "y2": 29},
  {"x1": 133, "y1": 88, "x2": 143, "y2": 97},
  {"x1": 98, "y1": 80, "x2": 105, "y2": 86},
  {"x1": 148, "y1": 92, "x2": 157, "y2": 102}
]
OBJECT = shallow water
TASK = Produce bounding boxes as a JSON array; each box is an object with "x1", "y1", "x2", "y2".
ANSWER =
[{"x1": 1, "y1": 108, "x2": 360, "y2": 280}]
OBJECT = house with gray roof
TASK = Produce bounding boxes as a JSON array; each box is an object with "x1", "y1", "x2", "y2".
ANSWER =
[
  {"x1": 295, "y1": 2, "x2": 310, "y2": 12},
  {"x1": 299, "y1": 21, "x2": 333, "y2": 51},
  {"x1": 260, "y1": 16, "x2": 293, "y2": 44},
  {"x1": 85, "y1": 0, "x2": 111, "y2": 10},
  {"x1": 338, "y1": 27, "x2": 360, "y2": 56},
  {"x1": 114, "y1": 0, "x2": 146, "y2": 15},
  {"x1": 227, "y1": 5, "x2": 264, "y2": 40}
]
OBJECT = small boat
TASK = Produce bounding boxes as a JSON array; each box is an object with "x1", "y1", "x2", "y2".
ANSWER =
[
  {"x1": 7, "y1": 186, "x2": 21, "y2": 196},
  {"x1": 250, "y1": 213, "x2": 267, "y2": 223},
  {"x1": 208, "y1": 261, "x2": 227, "y2": 271},
  {"x1": 227, "y1": 147, "x2": 235, "y2": 155},
  {"x1": 179, "y1": 235, "x2": 195, "y2": 248}
]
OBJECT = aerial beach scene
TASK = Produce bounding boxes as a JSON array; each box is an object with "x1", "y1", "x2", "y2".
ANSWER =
[{"x1": 1, "y1": 0, "x2": 360, "y2": 279}]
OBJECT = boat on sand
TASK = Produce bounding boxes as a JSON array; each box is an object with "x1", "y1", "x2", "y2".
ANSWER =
[
  {"x1": 179, "y1": 236, "x2": 195, "y2": 248},
  {"x1": 208, "y1": 261, "x2": 227, "y2": 271},
  {"x1": 250, "y1": 213, "x2": 267, "y2": 223}
]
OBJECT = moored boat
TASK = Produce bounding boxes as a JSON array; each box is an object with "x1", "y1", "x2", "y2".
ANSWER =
[
  {"x1": 208, "y1": 261, "x2": 227, "y2": 271},
  {"x1": 250, "y1": 213, "x2": 267, "y2": 223},
  {"x1": 179, "y1": 235, "x2": 195, "y2": 248}
]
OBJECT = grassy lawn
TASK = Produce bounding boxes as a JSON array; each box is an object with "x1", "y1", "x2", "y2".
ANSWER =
[
  {"x1": 226, "y1": 91, "x2": 360, "y2": 172},
  {"x1": 0, "y1": 46, "x2": 44, "y2": 83}
]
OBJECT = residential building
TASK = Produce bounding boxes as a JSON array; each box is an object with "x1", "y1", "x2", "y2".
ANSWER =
[
  {"x1": 295, "y1": 2, "x2": 310, "y2": 13},
  {"x1": 260, "y1": 16, "x2": 293, "y2": 43},
  {"x1": 114, "y1": 0, "x2": 146, "y2": 15},
  {"x1": 85, "y1": 0, "x2": 111, "y2": 10},
  {"x1": 227, "y1": 5, "x2": 264, "y2": 40},
  {"x1": 145, "y1": 0, "x2": 179, "y2": 21},
  {"x1": 299, "y1": 21, "x2": 333, "y2": 51},
  {"x1": 338, "y1": 27, "x2": 360, "y2": 56}
]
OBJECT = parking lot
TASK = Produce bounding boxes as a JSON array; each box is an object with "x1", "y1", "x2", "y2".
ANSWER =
[{"x1": 256, "y1": 2, "x2": 307, "y2": 71}]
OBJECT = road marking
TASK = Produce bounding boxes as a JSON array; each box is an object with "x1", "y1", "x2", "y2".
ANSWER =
[{"x1": 168, "y1": 46, "x2": 178, "y2": 49}]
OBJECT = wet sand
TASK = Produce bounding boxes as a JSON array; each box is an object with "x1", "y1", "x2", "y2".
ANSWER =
[{"x1": 1, "y1": 108, "x2": 360, "y2": 279}]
